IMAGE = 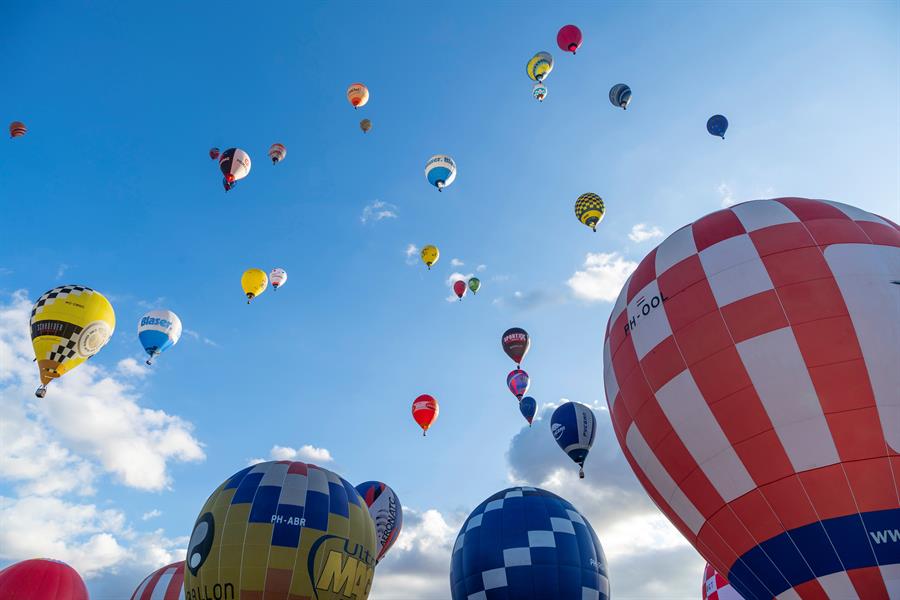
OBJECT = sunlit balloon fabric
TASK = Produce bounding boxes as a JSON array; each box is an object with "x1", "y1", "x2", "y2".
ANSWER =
[
  {"x1": 219, "y1": 147, "x2": 251, "y2": 190},
  {"x1": 557, "y1": 24, "x2": 583, "y2": 54},
  {"x1": 270, "y1": 267, "x2": 288, "y2": 290},
  {"x1": 347, "y1": 83, "x2": 369, "y2": 108},
  {"x1": 526, "y1": 51, "x2": 554, "y2": 82},
  {"x1": 575, "y1": 193, "x2": 606, "y2": 232},
  {"x1": 183, "y1": 460, "x2": 377, "y2": 600},
  {"x1": 602, "y1": 198, "x2": 900, "y2": 599},
  {"x1": 702, "y1": 563, "x2": 743, "y2": 600},
  {"x1": 450, "y1": 487, "x2": 609, "y2": 600},
  {"x1": 412, "y1": 394, "x2": 439, "y2": 435},
  {"x1": 130, "y1": 561, "x2": 184, "y2": 600},
  {"x1": 355, "y1": 481, "x2": 403, "y2": 564},
  {"x1": 30, "y1": 285, "x2": 116, "y2": 397},
  {"x1": 241, "y1": 268, "x2": 268, "y2": 303},
  {"x1": 0, "y1": 558, "x2": 88, "y2": 600},
  {"x1": 425, "y1": 155, "x2": 457, "y2": 191},
  {"x1": 8, "y1": 121, "x2": 27, "y2": 138},
  {"x1": 137, "y1": 309, "x2": 182, "y2": 365},
  {"x1": 421, "y1": 245, "x2": 439, "y2": 269},
  {"x1": 609, "y1": 84, "x2": 632, "y2": 110},
  {"x1": 268, "y1": 143, "x2": 287, "y2": 165},
  {"x1": 551, "y1": 401, "x2": 596, "y2": 478}
]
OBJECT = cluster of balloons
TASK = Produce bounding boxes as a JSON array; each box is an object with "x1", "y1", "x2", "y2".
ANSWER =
[
  {"x1": 451, "y1": 276, "x2": 481, "y2": 301},
  {"x1": 9, "y1": 120, "x2": 26, "y2": 138},
  {"x1": 211, "y1": 142, "x2": 287, "y2": 191},
  {"x1": 240, "y1": 267, "x2": 287, "y2": 304},
  {"x1": 501, "y1": 327, "x2": 535, "y2": 425},
  {"x1": 347, "y1": 83, "x2": 373, "y2": 133}
]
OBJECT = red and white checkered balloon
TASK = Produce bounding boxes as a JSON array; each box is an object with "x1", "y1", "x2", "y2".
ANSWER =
[
  {"x1": 603, "y1": 198, "x2": 899, "y2": 599},
  {"x1": 703, "y1": 562, "x2": 744, "y2": 600}
]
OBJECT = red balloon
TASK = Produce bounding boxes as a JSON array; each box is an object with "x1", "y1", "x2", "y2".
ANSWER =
[
  {"x1": 603, "y1": 198, "x2": 900, "y2": 599},
  {"x1": 8, "y1": 121, "x2": 26, "y2": 138},
  {"x1": 131, "y1": 562, "x2": 184, "y2": 600},
  {"x1": 209, "y1": 147, "x2": 220, "y2": 160},
  {"x1": 702, "y1": 563, "x2": 740, "y2": 600},
  {"x1": 0, "y1": 559, "x2": 88, "y2": 600},
  {"x1": 412, "y1": 394, "x2": 439, "y2": 436},
  {"x1": 556, "y1": 24, "x2": 583, "y2": 54},
  {"x1": 453, "y1": 280, "x2": 467, "y2": 300},
  {"x1": 501, "y1": 327, "x2": 531, "y2": 366}
]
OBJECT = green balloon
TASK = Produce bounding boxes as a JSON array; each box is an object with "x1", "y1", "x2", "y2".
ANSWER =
[{"x1": 468, "y1": 277, "x2": 481, "y2": 294}]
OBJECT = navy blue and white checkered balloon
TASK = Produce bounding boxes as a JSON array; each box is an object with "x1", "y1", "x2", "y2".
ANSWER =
[{"x1": 450, "y1": 487, "x2": 609, "y2": 600}]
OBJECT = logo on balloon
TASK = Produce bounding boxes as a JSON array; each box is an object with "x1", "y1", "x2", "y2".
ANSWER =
[
  {"x1": 186, "y1": 512, "x2": 215, "y2": 576},
  {"x1": 309, "y1": 534, "x2": 375, "y2": 599},
  {"x1": 623, "y1": 293, "x2": 668, "y2": 336},
  {"x1": 551, "y1": 423, "x2": 565, "y2": 440},
  {"x1": 76, "y1": 321, "x2": 112, "y2": 357}
]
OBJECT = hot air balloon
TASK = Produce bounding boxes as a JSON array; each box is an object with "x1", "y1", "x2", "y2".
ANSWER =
[
  {"x1": 209, "y1": 147, "x2": 220, "y2": 160},
  {"x1": 526, "y1": 51, "x2": 554, "y2": 82},
  {"x1": 557, "y1": 24, "x2": 583, "y2": 54},
  {"x1": 707, "y1": 114, "x2": 728, "y2": 138},
  {"x1": 453, "y1": 280, "x2": 467, "y2": 301},
  {"x1": 519, "y1": 395, "x2": 537, "y2": 426},
  {"x1": 702, "y1": 563, "x2": 742, "y2": 600},
  {"x1": 268, "y1": 143, "x2": 287, "y2": 165},
  {"x1": 532, "y1": 82, "x2": 548, "y2": 102},
  {"x1": 575, "y1": 193, "x2": 605, "y2": 231},
  {"x1": 219, "y1": 147, "x2": 251, "y2": 191},
  {"x1": 603, "y1": 198, "x2": 900, "y2": 599},
  {"x1": 130, "y1": 561, "x2": 184, "y2": 600},
  {"x1": 424, "y1": 155, "x2": 456, "y2": 191},
  {"x1": 30, "y1": 285, "x2": 116, "y2": 398},
  {"x1": 412, "y1": 394, "x2": 438, "y2": 436},
  {"x1": 501, "y1": 327, "x2": 531, "y2": 366},
  {"x1": 183, "y1": 461, "x2": 376, "y2": 600},
  {"x1": 421, "y1": 245, "x2": 439, "y2": 269},
  {"x1": 347, "y1": 83, "x2": 369, "y2": 109},
  {"x1": 468, "y1": 277, "x2": 481, "y2": 294},
  {"x1": 507, "y1": 368, "x2": 530, "y2": 400},
  {"x1": 355, "y1": 481, "x2": 403, "y2": 564},
  {"x1": 609, "y1": 83, "x2": 632, "y2": 110},
  {"x1": 0, "y1": 559, "x2": 88, "y2": 600},
  {"x1": 9, "y1": 121, "x2": 26, "y2": 138},
  {"x1": 137, "y1": 309, "x2": 182, "y2": 365},
  {"x1": 360, "y1": 118, "x2": 372, "y2": 134},
  {"x1": 551, "y1": 401, "x2": 596, "y2": 478},
  {"x1": 270, "y1": 268, "x2": 287, "y2": 290},
  {"x1": 450, "y1": 487, "x2": 609, "y2": 600},
  {"x1": 241, "y1": 268, "x2": 268, "y2": 303}
]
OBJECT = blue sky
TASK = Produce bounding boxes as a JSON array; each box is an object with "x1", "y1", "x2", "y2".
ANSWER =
[{"x1": 1, "y1": 1, "x2": 898, "y2": 598}]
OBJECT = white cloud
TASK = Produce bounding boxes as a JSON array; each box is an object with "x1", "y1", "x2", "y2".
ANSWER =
[
  {"x1": 450, "y1": 258, "x2": 464, "y2": 267},
  {"x1": 116, "y1": 357, "x2": 148, "y2": 378},
  {"x1": 182, "y1": 328, "x2": 217, "y2": 347},
  {"x1": 628, "y1": 223, "x2": 664, "y2": 243},
  {"x1": 141, "y1": 509, "x2": 162, "y2": 521},
  {"x1": 249, "y1": 444, "x2": 333, "y2": 465},
  {"x1": 136, "y1": 297, "x2": 166, "y2": 310},
  {"x1": 476, "y1": 264, "x2": 487, "y2": 272},
  {"x1": 718, "y1": 182, "x2": 737, "y2": 207},
  {"x1": 404, "y1": 244, "x2": 419, "y2": 265},
  {"x1": 361, "y1": 200, "x2": 398, "y2": 224},
  {"x1": 567, "y1": 252, "x2": 637, "y2": 302}
]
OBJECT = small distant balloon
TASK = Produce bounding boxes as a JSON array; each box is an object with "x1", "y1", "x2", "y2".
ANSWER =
[
  {"x1": 241, "y1": 268, "x2": 268, "y2": 303},
  {"x1": 609, "y1": 83, "x2": 632, "y2": 110},
  {"x1": 526, "y1": 51, "x2": 554, "y2": 82},
  {"x1": 507, "y1": 368, "x2": 530, "y2": 400},
  {"x1": 467, "y1": 277, "x2": 481, "y2": 294},
  {"x1": 138, "y1": 309, "x2": 182, "y2": 366},
  {"x1": 574, "y1": 193, "x2": 605, "y2": 232},
  {"x1": 425, "y1": 155, "x2": 456, "y2": 191},
  {"x1": 412, "y1": 394, "x2": 439, "y2": 436},
  {"x1": 550, "y1": 401, "x2": 596, "y2": 478},
  {"x1": 707, "y1": 114, "x2": 728, "y2": 138},
  {"x1": 532, "y1": 82, "x2": 548, "y2": 102},
  {"x1": 219, "y1": 147, "x2": 251, "y2": 191},
  {"x1": 501, "y1": 327, "x2": 531, "y2": 366},
  {"x1": 9, "y1": 121, "x2": 26, "y2": 138},
  {"x1": 360, "y1": 118, "x2": 372, "y2": 133},
  {"x1": 208, "y1": 147, "x2": 220, "y2": 160},
  {"x1": 421, "y1": 245, "x2": 439, "y2": 269},
  {"x1": 519, "y1": 396, "x2": 537, "y2": 426},
  {"x1": 347, "y1": 83, "x2": 370, "y2": 109},
  {"x1": 268, "y1": 143, "x2": 286, "y2": 165},
  {"x1": 270, "y1": 268, "x2": 287, "y2": 290},
  {"x1": 557, "y1": 24, "x2": 583, "y2": 54},
  {"x1": 453, "y1": 280, "x2": 467, "y2": 301}
]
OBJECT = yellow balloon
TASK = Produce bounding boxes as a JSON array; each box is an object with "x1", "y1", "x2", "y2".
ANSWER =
[
  {"x1": 30, "y1": 285, "x2": 116, "y2": 397},
  {"x1": 421, "y1": 245, "x2": 439, "y2": 270},
  {"x1": 241, "y1": 268, "x2": 268, "y2": 303}
]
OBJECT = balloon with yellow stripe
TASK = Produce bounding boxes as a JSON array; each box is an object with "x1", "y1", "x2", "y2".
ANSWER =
[
  {"x1": 184, "y1": 461, "x2": 377, "y2": 600},
  {"x1": 526, "y1": 51, "x2": 554, "y2": 82},
  {"x1": 241, "y1": 268, "x2": 268, "y2": 304},
  {"x1": 30, "y1": 285, "x2": 116, "y2": 398},
  {"x1": 574, "y1": 193, "x2": 606, "y2": 232}
]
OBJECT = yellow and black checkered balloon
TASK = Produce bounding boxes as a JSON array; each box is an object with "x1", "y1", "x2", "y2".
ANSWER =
[{"x1": 574, "y1": 193, "x2": 605, "y2": 231}]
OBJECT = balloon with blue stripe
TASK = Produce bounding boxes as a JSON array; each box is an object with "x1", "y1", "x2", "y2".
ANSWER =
[
  {"x1": 137, "y1": 310, "x2": 182, "y2": 366},
  {"x1": 424, "y1": 155, "x2": 456, "y2": 191},
  {"x1": 608, "y1": 83, "x2": 632, "y2": 110},
  {"x1": 707, "y1": 114, "x2": 728, "y2": 138},
  {"x1": 550, "y1": 402, "x2": 596, "y2": 479}
]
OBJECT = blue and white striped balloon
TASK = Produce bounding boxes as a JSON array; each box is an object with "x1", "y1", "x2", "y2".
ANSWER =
[
  {"x1": 137, "y1": 310, "x2": 182, "y2": 365},
  {"x1": 550, "y1": 401, "x2": 596, "y2": 478},
  {"x1": 424, "y1": 155, "x2": 457, "y2": 191},
  {"x1": 608, "y1": 83, "x2": 632, "y2": 110}
]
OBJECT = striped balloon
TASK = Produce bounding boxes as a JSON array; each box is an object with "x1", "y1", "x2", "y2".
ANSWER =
[
  {"x1": 268, "y1": 143, "x2": 286, "y2": 165},
  {"x1": 603, "y1": 198, "x2": 900, "y2": 599},
  {"x1": 9, "y1": 121, "x2": 26, "y2": 138},
  {"x1": 130, "y1": 562, "x2": 184, "y2": 600},
  {"x1": 609, "y1": 83, "x2": 632, "y2": 110}
]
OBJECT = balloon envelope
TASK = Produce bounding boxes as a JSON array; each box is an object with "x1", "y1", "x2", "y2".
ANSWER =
[
  {"x1": 355, "y1": 481, "x2": 403, "y2": 563},
  {"x1": 507, "y1": 369, "x2": 530, "y2": 400},
  {"x1": 270, "y1": 268, "x2": 287, "y2": 290},
  {"x1": 209, "y1": 147, "x2": 220, "y2": 160},
  {"x1": 241, "y1": 268, "x2": 268, "y2": 302},
  {"x1": 575, "y1": 193, "x2": 605, "y2": 231},
  {"x1": 421, "y1": 245, "x2": 439, "y2": 269},
  {"x1": 347, "y1": 83, "x2": 369, "y2": 108},
  {"x1": 424, "y1": 155, "x2": 457, "y2": 190},
  {"x1": 412, "y1": 394, "x2": 439, "y2": 434},
  {"x1": 131, "y1": 561, "x2": 184, "y2": 600},
  {"x1": 609, "y1": 83, "x2": 632, "y2": 110},
  {"x1": 519, "y1": 396, "x2": 537, "y2": 425},
  {"x1": 501, "y1": 327, "x2": 531, "y2": 365},
  {"x1": 9, "y1": 121, "x2": 26, "y2": 138},
  {"x1": 526, "y1": 51, "x2": 554, "y2": 82},
  {"x1": 707, "y1": 114, "x2": 728, "y2": 138},
  {"x1": 557, "y1": 24, "x2": 583, "y2": 53},
  {"x1": 0, "y1": 559, "x2": 88, "y2": 600},
  {"x1": 550, "y1": 401, "x2": 596, "y2": 477},
  {"x1": 450, "y1": 487, "x2": 609, "y2": 600},
  {"x1": 360, "y1": 119, "x2": 372, "y2": 133},
  {"x1": 268, "y1": 143, "x2": 286, "y2": 165},
  {"x1": 183, "y1": 461, "x2": 376, "y2": 600},
  {"x1": 467, "y1": 277, "x2": 481, "y2": 294},
  {"x1": 138, "y1": 309, "x2": 182, "y2": 363},
  {"x1": 603, "y1": 198, "x2": 900, "y2": 599},
  {"x1": 219, "y1": 148, "x2": 251, "y2": 184},
  {"x1": 453, "y1": 280, "x2": 467, "y2": 300},
  {"x1": 532, "y1": 82, "x2": 548, "y2": 102},
  {"x1": 702, "y1": 563, "x2": 742, "y2": 600}
]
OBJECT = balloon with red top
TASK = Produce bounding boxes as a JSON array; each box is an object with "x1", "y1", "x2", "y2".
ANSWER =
[
  {"x1": 0, "y1": 558, "x2": 88, "y2": 600},
  {"x1": 603, "y1": 197, "x2": 900, "y2": 600},
  {"x1": 131, "y1": 561, "x2": 184, "y2": 600},
  {"x1": 412, "y1": 394, "x2": 439, "y2": 436},
  {"x1": 556, "y1": 24, "x2": 583, "y2": 54}
]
